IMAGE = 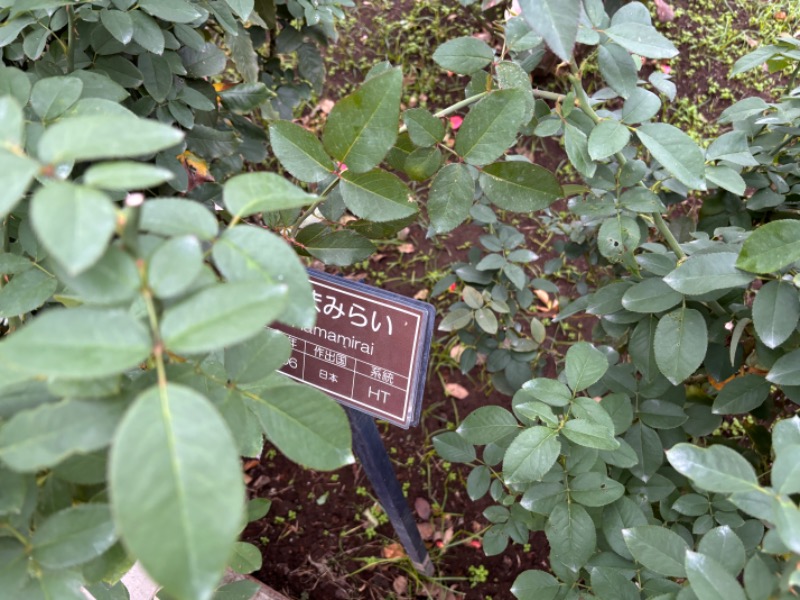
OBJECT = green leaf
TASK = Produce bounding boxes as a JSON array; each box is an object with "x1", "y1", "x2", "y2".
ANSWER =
[
  {"x1": 588, "y1": 119, "x2": 631, "y2": 160},
  {"x1": 38, "y1": 116, "x2": 183, "y2": 164},
  {"x1": 148, "y1": 236, "x2": 203, "y2": 299},
  {"x1": 619, "y1": 187, "x2": 666, "y2": 212},
  {"x1": 605, "y1": 23, "x2": 679, "y2": 59},
  {"x1": 403, "y1": 108, "x2": 445, "y2": 147},
  {"x1": 0, "y1": 538, "x2": 28, "y2": 592},
  {"x1": 55, "y1": 246, "x2": 139, "y2": 306},
  {"x1": 602, "y1": 497, "x2": 648, "y2": 560},
  {"x1": 698, "y1": 526, "x2": 746, "y2": 577},
  {"x1": 562, "y1": 419, "x2": 619, "y2": 450},
  {"x1": 213, "y1": 226, "x2": 315, "y2": 328},
  {"x1": 773, "y1": 444, "x2": 800, "y2": 495},
  {"x1": 138, "y1": 53, "x2": 172, "y2": 102},
  {"x1": 590, "y1": 568, "x2": 640, "y2": 600},
  {"x1": 246, "y1": 379, "x2": 353, "y2": 470},
  {"x1": 564, "y1": 123, "x2": 596, "y2": 178},
  {"x1": 31, "y1": 182, "x2": 116, "y2": 275},
  {"x1": 684, "y1": 551, "x2": 746, "y2": 600},
  {"x1": 0, "y1": 268, "x2": 57, "y2": 318},
  {"x1": 706, "y1": 165, "x2": 746, "y2": 195},
  {"x1": 161, "y1": 282, "x2": 288, "y2": 354},
  {"x1": 32, "y1": 504, "x2": 117, "y2": 569},
  {"x1": 432, "y1": 36, "x2": 494, "y2": 74},
  {"x1": 565, "y1": 341, "x2": 608, "y2": 392},
  {"x1": 223, "y1": 172, "x2": 316, "y2": 219},
  {"x1": 294, "y1": 225, "x2": 375, "y2": 266},
  {"x1": 511, "y1": 570, "x2": 560, "y2": 600},
  {"x1": 736, "y1": 220, "x2": 800, "y2": 274},
  {"x1": 227, "y1": 23, "x2": 259, "y2": 84},
  {"x1": 520, "y1": 378, "x2": 572, "y2": 407},
  {"x1": 664, "y1": 252, "x2": 753, "y2": 295},
  {"x1": 621, "y1": 278, "x2": 682, "y2": 313},
  {"x1": 178, "y1": 43, "x2": 228, "y2": 78},
  {"x1": 427, "y1": 163, "x2": 474, "y2": 234},
  {"x1": 766, "y1": 349, "x2": 800, "y2": 386},
  {"x1": 455, "y1": 90, "x2": 529, "y2": 166},
  {"x1": 467, "y1": 465, "x2": 491, "y2": 500},
  {"x1": 100, "y1": 9, "x2": 134, "y2": 44},
  {"x1": 0, "y1": 398, "x2": 123, "y2": 472},
  {"x1": 0, "y1": 308, "x2": 151, "y2": 378},
  {"x1": 480, "y1": 161, "x2": 562, "y2": 212},
  {"x1": 30, "y1": 76, "x2": 83, "y2": 120},
  {"x1": 213, "y1": 580, "x2": 261, "y2": 600},
  {"x1": 0, "y1": 96, "x2": 24, "y2": 147},
  {"x1": 744, "y1": 554, "x2": 776, "y2": 600},
  {"x1": 654, "y1": 307, "x2": 707, "y2": 385},
  {"x1": 666, "y1": 443, "x2": 759, "y2": 493},
  {"x1": 138, "y1": 0, "x2": 203, "y2": 23},
  {"x1": 638, "y1": 399, "x2": 687, "y2": 429},
  {"x1": 624, "y1": 422, "x2": 663, "y2": 481},
  {"x1": 637, "y1": 123, "x2": 706, "y2": 190},
  {"x1": 224, "y1": 0, "x2": 254, "y2": 19},
  {"x1": 433, "y1": 431, "x2": 476, "y2": 463},
  {"x1": 217, "y1": 82, "x2": 269, "y2": 114},
  {"x1": 773, "y1": 497, "x2": 800, "y2": 554},
  {"x1": 570, "y1": 472, "x2": 625, "y2": 507},
  {"x1": 322, "y1": 67, "x2": 402, "y2": 173},
  {"x1": 503, "y1": 426, "x2": 560, "y2": 483},
  {"x1": 598, "y1": 215, "x2": 639, "y2": 261},
  {"x1": 110, "y1": 384, "x2": 245, "y2": 600},
  {"x1": 753, "y1": 280, "x2": 799, "y2": 349},
  {"x1": 621, "y1": 87, "x2": 662, "y2": 124},
  {"x1": 457, "y1": 405, "x2": 519, "y2": 445},
  {"x1": 339, "y1": 169, "x2": 417, "y2": 222},
  {"x1": 712, "y1": 374, "x2": 770, "y2": 415},
  {"x1": 141, "y1": 198, "x2": 219, "y2": 241},
  {"x1": 475, "y1": 307, "x2": 498, "y2": 334},
  {"x1": 268, "y1": 121, "x2": 335, "y2": 183},
  {"x1": 83, "y1": 161, "x2": 173, "y2": 191},
  {"x1": 228, "y1": 542, "x2": 261, "y2": 574},
  {"x1": 598, "y1": 43, "x2": 637, "y2": 98},
  {"x1": 519, "y1": 0, "x2": 580, "y2": 62},
  {"x1": 545, "y1": 502, "x2": 596, "y2": 570},
  {"x1": 225, "y1": 330, "x2": 290, "y2": 385},
  {"x1": 0, "y1": 151, "x2": 39, "y2": 219},
  {"x1": 622, "y1": 525, "x2": 688, "y2": 577}
]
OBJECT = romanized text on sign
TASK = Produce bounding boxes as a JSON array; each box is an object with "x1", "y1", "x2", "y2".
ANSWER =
[{"x1": 270, "y1": 270, "x2": 434, "y2": 428}]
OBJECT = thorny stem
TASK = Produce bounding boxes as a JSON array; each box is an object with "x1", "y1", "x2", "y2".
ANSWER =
[
  {"x1": 289, "y1": 176, "x2": 341, "y2": 238},
  {"x1": 66, "y1": 5, "x2": 76, "y2": 73},
  {"x1": 398, "y1": 91, "x2": 490, "y2": 134}
]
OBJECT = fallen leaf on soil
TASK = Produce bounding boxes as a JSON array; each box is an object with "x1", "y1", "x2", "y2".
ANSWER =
[
  {"x1": 413, "y1": 289, "x2": 429, "y2": 300},
  {"x1": 392, "y1": 575, "x2": 408, "y2": 596},
  {"x1": 397, "y1": 243, "x2": 414, "y2": 254},
  {"x1": 397, "y1": 227, "x2": 411, "y2": 241},
  {"x1": 444, "y1": 383, "x2": 469, "y2": 399},
  {"x1": 243, "y1": 459, "x2": 260, "y2": 471},
  {"x1": 653, "y1": 0, "x2": 675, "y2": 21},
  {"x1": 449, "y1": 344, "x2": 465, "y2": 361},
  {"x1": 414, "y1": 497, "x2": 431, "y2": 519},
  {"x1": 318, "y1": 99, "x2": 334, "y2": 114},
  {"x1": 417, "y1": 522, "x2": 435, "y2": 540},
  {"x1": 442, "y1": 527, "x2": 454, "y2": 546},
  {"x1": 382, "y1": 543, "x2": 405, "y2": 560}
]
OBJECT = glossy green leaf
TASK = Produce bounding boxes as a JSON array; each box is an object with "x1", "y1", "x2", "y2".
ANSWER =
[
  {"x1": 622, "y1": 525, "x2": 688, "y2": 577},
  {"x1": 246, "y1": 379, "x2": 353, "y2": 470},
  {"x1": 433, "y1": 431, "x2": 476, "y2": 463},
  {"x1": 0, "y1": 308, "x2": 151, "y2": 378},
  {"x1": 602, "y1": 497, "x2": 648, "y2": 559},
  {"x1": 84, "y1": 161, "x2": 173, "y2": 191},
  {"x1": 268, "y1": 121, "x2": 335, "y2": 183},
  {"x1": 772, "y1": 444, "x2": 800, "y2": 495},
  {"x1": 100, "y1": 9, "x2": 134, "y2": 44},
  {"x1": 432, "y1": 36, "x2": 494, "y2": 74},
  {"x1": 224, "y1": 330, "x2": 290, "y2": 386},
  {"x1": 31, "y1": 76, "x2": 83, "y2": 120},
  {"x1": 38, "y1": 116, "x2": 183, "y2": 164},
  {"x1": 637, "y1": 123, "x2": 706, "y2": 190},
  {"x1": 706, "y1": 165, "x2": 746, "y2": 195},
  {"x1": 736, "y1": 219, "x2": 800, "y2": 274},
  {"x1": 228, "y1": 542, "x2": 261, "y2": 574},
  {"x1": 294, "y1": 225, "x2": 375, "y2": 266},
  {"x1": 564, "y1": 122, "x2": 596, "y2": 178},
  {"x1": 545, "y1": 502, "x2": 596, "y2": 570},
  {"x1": 588, "y1": 119, "x2": 631, "y2": 160},
  {"x1": 638, "y1": 399, "x2": 687, "y2": 429},
  {"x1": 565, "y1": 341, "x2": 608, "y2": 392},
  {"x1": 698, "y1": 526, "x2": 746, "y2": 577},
  {"x1": 339, "y1": 169, "x2": 417, "y2": 222},
  {"x1": 753, "y1": 280, "x2": 799, "y2": 349},
  {"x1": 403, "y1": 108, "x2": 445, "y2": 147},
  {"x1": 223, "y1": 172, "x2": 316, "y2": 219},
  {"x1": 322, "y1": 67, "x2": 402, "y2": 173},
  {"x1": 466, "y1": 465, "x2": 491, "y2": 501},
  {"x1": 666, "y1": 443, "x2": 759, "y2": 493},
  {"x1": 518, "y1": 0, "x2": 580, "y2": 62},
  {"x1": 520, "y1": 378, "x2": 572, "y2": 407},
  {"x1": 148, "y1": 236, "x2": 203, "y2": 299},
  {"x1": 570, "y1": 472, "x2": 625, "y2": 507},
  {"x1": 712, "y1": 374, "x2": 770, "y2": 415},
  {"x1": 219, "y1": 82, "x2": 269, "y2": 113},
  {"x1": 605, "y1": 23, "x2": 679, "y2": 59},
  {"x1": 773, "y1": 496, "x2": 800, "y2": 554},
  {"x1": 0, "y1": 398, "x2": 123, "y2": 472},
  {"x1": 624, "y1": 422, "x2": 663, "y2": 481},
  {"x1": 427, "y1": 163, "x2": 475, "y2": 234},
  {"x1": 598, "y1": 43, "x2": 637, "y2": 98},
  {"x1": 766, "y1": 348, "x2": 800, "y2": 385},
  {"x1": 455, "y1": 90, "x2": 528, "y2": 166},
  {"x1": 664, "y1": 252, "x2": 753, "y2": 295},
  {"x1": 744, "y1": 554, "x2": 776, "y2": 600},
  {"x1": 457, "y1": 405, "x2": 519, "y2": 445},
  {"x1": 562, "y1": 419, "x2": 619, "y2": 450},
  {"x1": 619, "y1": 187, "x2": 665, "y2": 212},
  {"x1": 621, "y1": 278, "x2": 682, "y2": 313},
  {"x1": 224, "y1": 0, "x2": 254, "y2": 18},
  {"x1": 503, "y1": 426, "x2": 560, "y2": 483},
  {"x1": 139, "y1": 0, "x2": 203, "y2": 23},
  {"x1": 597, "y1": 215, "x2": 640, "y2": 260},
  {"x1": 0, "y1": 150, "x2": 41, "y2": 219},
  {"x1": 110, "y1": 384, "x2": 245, "y2": 600},
  {"x1": 32, "y1": 504, "x2": 117, "y2": 569},
  {"x1": 685, "y1": 551, "x2": 746, "y2": 600},
  {"x1": 480, "y1": 161, "x2": 562, "y2": 212},
  {"x1": 0, "y1": 268, "x2": 57, "y2": 318},
  {"x1": 511, "y1": 570, "x2": 560, "y2": 600},
  {"x1": 0, "y1": 538, "x2": 28, "y2": 592},
  {"x1": 31, "y1": 182, "x2": 116, "y2": 275},
  {"x1": 654, "y1": 307, "x2": 707, "y2": 385},
  {"x1": 55, "y1": 246, "x2": 139, "y2": 306},
  {"x1": 621, "y1": 88, "x2": 662, "y2": 124},
  {"x1": 140, "y1": 198, "x2": 219, "y2": 241},
  {"x1": 138, "y1": 53, "x2": 172, "y2": 102},
  {"x1": 590, "y1": 567, "x2": 639, "y2": 600},
  {"x1": 0, "y1": 96, "x2": 23, "y2": 147},
  {"x1": 161, "y1": 282, "x2": 288, "y2": 354}
]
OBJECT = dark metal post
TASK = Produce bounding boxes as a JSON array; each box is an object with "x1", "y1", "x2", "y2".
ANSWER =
[{"x1": 345, "y1": 407, "x2": 434, "y2": 576}]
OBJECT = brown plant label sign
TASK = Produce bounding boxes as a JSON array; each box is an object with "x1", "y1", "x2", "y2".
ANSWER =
[{"x1": 271, "y1": 270, "x2": 435, "y2": 428}]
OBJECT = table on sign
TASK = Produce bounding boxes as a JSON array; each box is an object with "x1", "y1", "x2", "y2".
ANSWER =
[{"x1": 279, "y1": 335, "x2": 411, "y2": 424}]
